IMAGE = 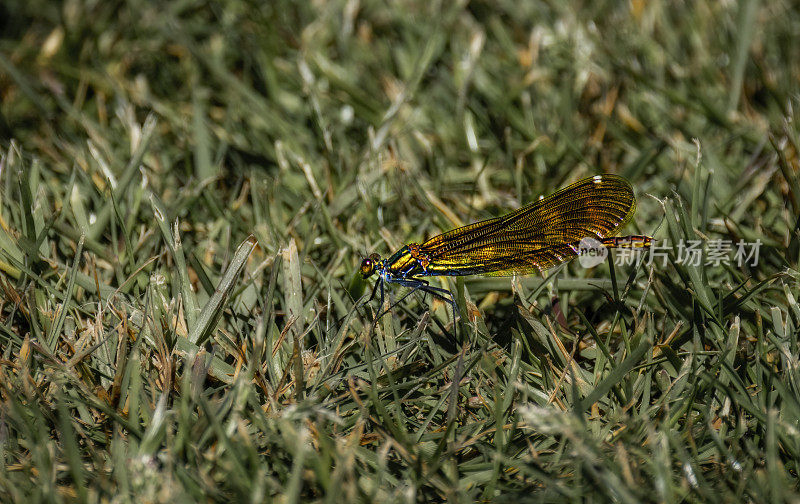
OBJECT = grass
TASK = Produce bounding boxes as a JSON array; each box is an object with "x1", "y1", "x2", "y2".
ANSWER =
[{"x1": 1, "y1": 0, "x2": 800, "y2": 501}]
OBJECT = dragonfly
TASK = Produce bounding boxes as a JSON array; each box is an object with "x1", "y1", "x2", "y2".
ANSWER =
[{"x1": 359, "y1": 174, "x2": 652, "y2": 321}]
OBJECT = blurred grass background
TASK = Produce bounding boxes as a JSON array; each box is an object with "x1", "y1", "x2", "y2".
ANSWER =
[{"x1": 1, "y1": 0, "x2": 800, "y2": 501}]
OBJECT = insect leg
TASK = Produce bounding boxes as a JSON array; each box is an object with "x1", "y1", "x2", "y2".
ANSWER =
[
  {"x1": 363, "y1": 277, "x2": 385, "y2": 324},
  {"x1": 388, "y1": 277, "x2": 459, "y2": 328},
  {"x1": 366, "y1": 277, "x2": 381, "y2": 303},
  {"x1": 421, "y1": 283, "x2": 459, "y2": 334},
  {"x1": 377, "y1": 277, "x2": 423, "y2": 320},
  {"x1": 416, "y1": 282, "x2": 460, "y2": 342}
]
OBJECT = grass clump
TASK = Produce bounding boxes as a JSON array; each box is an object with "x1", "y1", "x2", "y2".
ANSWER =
[{"x1": 1, "y1": 0, "x2": 800, "y2": 501}]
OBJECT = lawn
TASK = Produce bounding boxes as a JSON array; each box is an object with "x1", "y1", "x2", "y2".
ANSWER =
[{"x1": 1, "y1": 0, "x2": 799, "y2": 501}]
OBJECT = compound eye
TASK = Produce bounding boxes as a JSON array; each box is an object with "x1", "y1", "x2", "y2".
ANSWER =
[
  {"x1": 360, "y1": 257, "x2": 375, "y2": 278},
  {"x1": 360, "y1": 253, "x2": 382, "y2": 278}
]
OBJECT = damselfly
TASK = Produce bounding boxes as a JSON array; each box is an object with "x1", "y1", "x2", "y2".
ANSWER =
[{"x1": 360, "y1": 174, "x2": 652, "y2": 319}]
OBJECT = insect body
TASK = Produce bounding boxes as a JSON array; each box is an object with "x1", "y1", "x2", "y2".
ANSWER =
[
  {"x1": 362, "y1": 174, "x2": 650, "y2": 276},
  {"x1": 360, "y1": 174, "x2": 652, "y2": 321}
]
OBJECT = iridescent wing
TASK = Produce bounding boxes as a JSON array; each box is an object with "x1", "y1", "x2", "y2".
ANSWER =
[{"x1": 418, "y1": 174, "x2": 637, "y2": 276}]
